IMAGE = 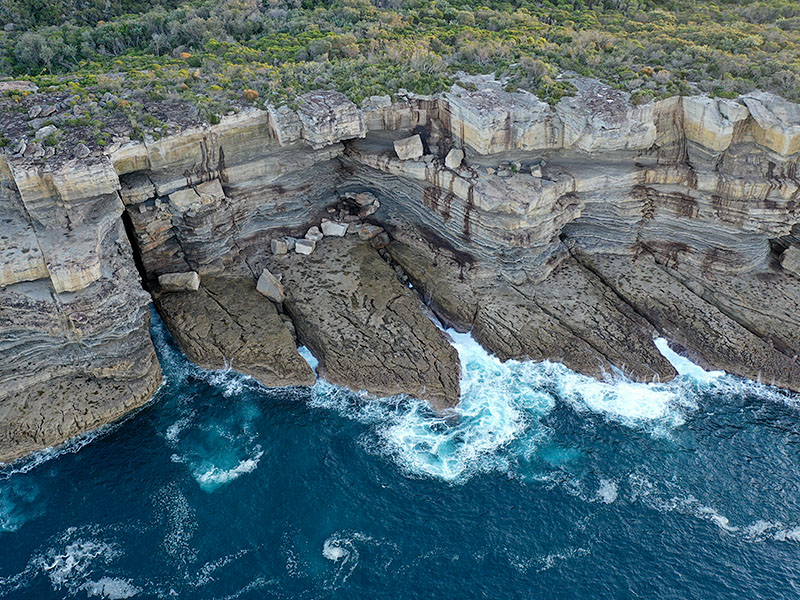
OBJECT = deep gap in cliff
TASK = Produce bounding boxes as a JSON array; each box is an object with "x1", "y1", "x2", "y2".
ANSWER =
[{"x1": 121, "y1": 209, "x2": 151, "y2": 293}]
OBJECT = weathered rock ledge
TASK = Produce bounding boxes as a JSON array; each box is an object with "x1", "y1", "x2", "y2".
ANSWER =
[
  {"x1": 263, "y1": 236, "x2": 460, "y2": 410},
  {"x1": 2, "y1": 76, "x2": 800, "y2": 460}
]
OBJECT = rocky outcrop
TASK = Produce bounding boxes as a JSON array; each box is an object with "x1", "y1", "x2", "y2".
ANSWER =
[
  {"x1": 155, "y1": 277, "x2": 314, "y2": 387},
  {"x1": 3, "y1": 74, "x2": 800, "y2": 460},
  {"x1": 0, "y1": 156, "x2": 160, "y2": 462},
  {"x1": 386, "y1": 236, "x2": 677, "y2": 383},
  {"x1": 261, "y1": 236, "x2": 460, "y2": 409}
]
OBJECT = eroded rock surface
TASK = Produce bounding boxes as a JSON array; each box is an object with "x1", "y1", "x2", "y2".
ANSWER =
[
  {"x1": 387, "y1": 237, "x2": 677, "y2": 383},
  {"x1": 155, "y1": 277, "x2": 315, "y2": 387},
  {"x1": 4, "y1": 74, "x2": 800, "y2": 460},
  {"x1": 0, "y1": 157, "x2": 161, "y2": 462},
  {"x1": 263, "y1": 236, "x2": 461, "y2": 409},
  {"x1": 574, "y1": 251, "x2": 800, "y2": 388}
]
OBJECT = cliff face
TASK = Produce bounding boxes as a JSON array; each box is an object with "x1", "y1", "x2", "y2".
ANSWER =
[
  {"x1": 0, "y1": 155, "x2": 160, "y2": 462},
  {"x1": 2, "y1": 80, "x2": 799, "y2": 461}
]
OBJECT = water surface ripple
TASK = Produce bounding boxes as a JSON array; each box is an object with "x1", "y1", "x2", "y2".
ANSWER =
[{"x1": 1, "y1": 309, "x2": 799, "y2": 599}]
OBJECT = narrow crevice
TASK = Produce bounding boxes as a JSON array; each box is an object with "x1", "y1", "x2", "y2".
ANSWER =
[{"x1": 121, "y1": 208, "x2": 151, "y2": 292}]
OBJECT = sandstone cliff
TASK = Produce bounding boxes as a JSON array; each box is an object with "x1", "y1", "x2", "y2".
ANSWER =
[{"x1": 2, "y1": 79, "x2": 799, "y2": 460}]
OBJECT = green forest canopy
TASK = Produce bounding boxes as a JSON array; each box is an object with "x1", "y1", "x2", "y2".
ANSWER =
[{"x1": 1, "y1": 0, "x2": 798, "y2": 118}]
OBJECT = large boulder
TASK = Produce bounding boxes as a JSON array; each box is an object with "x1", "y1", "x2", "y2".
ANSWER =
[
  {"x1": 159, "y1": 271, "x2": 200, "y2": 292},
  {"x1": 295, "y1": 239, "x2": 316, "y2": 255},
  {"x1": 781, "y1": 246, "x2": 800, "y2": 276},
  {"x1": 321, "y1": 219, "x2": 348, "y2": 237},
  {"x1": 256, "y1": 268, "x2": 285, "y2": 303},
  {"x1": 445, "y1": 147, "x2": 464, "y2": 169},
  {"x1": 393, "y1": 134, "x2": 424, "y2": 160}
]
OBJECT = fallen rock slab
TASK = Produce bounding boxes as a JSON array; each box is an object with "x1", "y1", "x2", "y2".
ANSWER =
[
  {"x1": 267, "y1": 236, "x2": 460, "y2": 409},
  {"x1": 358, "y1": 224, "x2": 384, "y2": 240},
  {"x1": 445, "y1": 148, "x2": 464, "y2": 169},
  {"x1": 321, "y1": 220, "x2": 348, "y2": 237},
  {"x1": 256, "y1": 268, "x2": 285, "y2": 303},
  {"x1": 305, "y1": 226, "x2": 324, "y2": 242},
  {"x1": 159, "y1": 271, "x2": 200, "y2": 292},
  {"x1": 271, "y1": 238, "x2": 288, "y2": 255},
  {"x1": 394, "y1": 134, "x2": 423, "y2": 160},
  {"x1": 781, "y1": 246, "x2": 800, "y2": 277},
  {"x1": 295, "y1": 239, "x2": 316, "y2": 255},
  {"x1": 155, "y1": 277, "x2": 315, "y2": 387}
]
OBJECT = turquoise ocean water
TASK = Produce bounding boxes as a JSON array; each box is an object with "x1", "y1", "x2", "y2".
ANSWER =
[{"x1": 2, "y1": 307, "x2": 800, "y2": 599}]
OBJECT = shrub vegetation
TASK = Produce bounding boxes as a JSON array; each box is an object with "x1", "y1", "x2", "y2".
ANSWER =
[{"x1": 1, "y1": 0, "x2": 798, "y2": 125}]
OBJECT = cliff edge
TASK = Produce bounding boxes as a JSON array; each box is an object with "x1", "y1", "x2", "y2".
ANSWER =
[{"x1": 1, "y1": 78, "x2": 799, "y2": 461}]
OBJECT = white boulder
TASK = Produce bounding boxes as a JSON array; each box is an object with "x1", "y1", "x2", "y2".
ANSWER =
[
  {"x1": 305, "y1": 226, "x2": 324, "y2": 242},
  {"x1": 393, "y1": 134, "x2": 423, "y2": 160},
  {"x1": 295, "y1": 239, "x2": 316, "y2": 255},
  {"x1": 445, "y1": 148, "x2": 464, "y2": 169},
  {"x1": 321, "y1": 220, "x2": 348, "y2": 237},
  {"x1": 159, "y1": 271, "x2": 200, "y2": 292},
  {"x1": 256, "y1": 268, "x2": 285, "y2": 303}
]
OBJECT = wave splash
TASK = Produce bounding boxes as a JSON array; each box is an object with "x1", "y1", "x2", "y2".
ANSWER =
[
  {"x1": 308, "y1": 330, "x2": 694, "y2": 481},
  {"x1": 306, "y1": 329, "x2": 797, "y2": 484}
]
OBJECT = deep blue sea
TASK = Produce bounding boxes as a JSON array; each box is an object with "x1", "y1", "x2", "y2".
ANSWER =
[{"x1": 2, "y1": 307, "x2": 800, "y2": 599}]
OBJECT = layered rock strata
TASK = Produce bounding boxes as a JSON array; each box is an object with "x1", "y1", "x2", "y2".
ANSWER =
[
  {"x1": 0, "y1": 157, "x2": 160, "y2": 462},
  {"x1": 2, "y1": 79, "x2": 800, "y2": 460}
]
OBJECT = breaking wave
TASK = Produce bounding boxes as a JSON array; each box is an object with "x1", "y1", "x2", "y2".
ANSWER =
[{"x1": 304, "y1": 329, "x2": 798, "y2": 483}]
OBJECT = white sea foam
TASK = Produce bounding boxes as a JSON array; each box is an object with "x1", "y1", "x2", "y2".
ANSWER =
[
  {"x1": 554, "y1": 367, "x2": 687, "y2": 432},
  {"x1": 165, "y1": 412, "x2": 195, "y2": 443},
  {"x1": 320, "y1": 532, "x2": 394, "y2": 589},
  {"x1": 654, "y1": 338, "x2": 725, "y2": 383},
  {"x1": 597, "y1": 479, "x2": 618, "y2": 504},
  {"x1": 312, "y1": 329, "x2": 706, "y2": 481},
  {"x1": 193, "y1": 549, "x2": 249, "y2": 588},
  {"x1": 322, "y1": 540, "x2": 350, "y2": 562},
  {"x1": 535, "y1": 546, "x2": 591, "y2": 573},
  {"x1": 153, "y1": 484, "x2": 198, "y2": 565},
  {"x1": 321, "y1": 534, "x2": 358, "y2": 589},
  {"x1": 40, "y1": 538, "x2": 120, "y2": 594},
  {"x1": 193, "y1": 448, "x2": 264, "y2": 491},
  {"x1": 83, "y1": 577, "x2": 141, "y2": 599},
  {"x1": 377, "y1": 329, "x2": 554, "y2": 480},
  {"x1": 299, "y1": 346, "x2": 320, "y2": 372},
  {"x1": 774, "y1": 526, "x2": 800, "y2": 542}
]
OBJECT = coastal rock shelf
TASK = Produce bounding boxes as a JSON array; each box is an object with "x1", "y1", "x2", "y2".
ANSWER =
[
  {"x1": 2, "y1": 75, "x2": 800, "y2": 460},
  {"x1": 155, "y1": 277, "x2": 315, "y2": 388},
  {"x1": 262, "y1": 236, "x2": 460, "y2": 410}
]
